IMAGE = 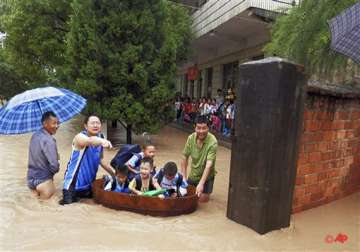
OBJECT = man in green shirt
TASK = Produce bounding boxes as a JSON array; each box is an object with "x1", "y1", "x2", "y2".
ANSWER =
[{"x1": 181, "y1": 115, "x2": 218, "y2": 203}]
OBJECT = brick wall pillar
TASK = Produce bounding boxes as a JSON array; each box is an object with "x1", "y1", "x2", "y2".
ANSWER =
[{"x1": 293, "y1": 88, "x2": 360, "y2": 213}]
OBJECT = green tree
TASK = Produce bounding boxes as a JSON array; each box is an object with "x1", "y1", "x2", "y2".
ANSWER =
[
  {"x1": 0, "y1": 0, "x2": 11, "y2": 32},
  {"x1": 264, "y1": 0, "x2": 359, "y2": 79},
  {"x1": 0, "y1": 0, "x2": 28, "y2": 99},
  {"x1": 0, "y1": 50, "x2": 28, "y2": 99},
  {"x1": 66, "y1": 0, "x2": 191, "y2": 143},
  {"x1": 1, "y1": 0, "x2": 71, "y2": 85}
]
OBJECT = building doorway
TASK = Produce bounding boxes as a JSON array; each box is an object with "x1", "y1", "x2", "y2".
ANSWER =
[{"x1": 223, "y1": 61, "x2": 238, "y2": 91}]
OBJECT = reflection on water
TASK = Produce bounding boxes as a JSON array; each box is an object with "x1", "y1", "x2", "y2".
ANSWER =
[{"x1": 0, "y1": 116, "x2": 358, "y2": 251}]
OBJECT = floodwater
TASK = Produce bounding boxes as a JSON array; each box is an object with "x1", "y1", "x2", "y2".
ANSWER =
[{"x1": 0, "y1": 116, "x2": 358, "y2": 251}]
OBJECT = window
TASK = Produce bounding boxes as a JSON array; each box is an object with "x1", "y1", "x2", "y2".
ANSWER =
[
  {"x1": 183, "y1": 74, "x2": 188, "y2": 96},
  {"x1": 189, "y1": 80, "x2": 194, "y2": 99},
  {"x1": 197, "y1": 70, "x2": 203, "y2": 98},
  {"x1": 223, "y1": 61, "x2": 239, "y2": 90},
  {"x1": 206, "y1": 67, "x2": 213, "y2": 98}
]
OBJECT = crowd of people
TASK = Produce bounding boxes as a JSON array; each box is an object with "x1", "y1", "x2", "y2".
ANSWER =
[{"x1": 174, "y1": 88, "x2": 236, "y2": 137}]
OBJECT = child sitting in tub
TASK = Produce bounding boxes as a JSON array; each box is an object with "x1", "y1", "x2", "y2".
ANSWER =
[
  {"x1": 153, "y1": 161, "x2": 188, "y2": 198},
  {"x1": 103, "y1": 164, "x2": 130, "y2": 193},
  {"x1": 129, "y1": 157, "x2": 161, "y2": 195}
]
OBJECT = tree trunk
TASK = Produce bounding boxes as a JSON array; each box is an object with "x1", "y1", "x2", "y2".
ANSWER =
[
  {"x1": 126, "y1": 124, "x2": 132, "y2": 144},
  {"x1": 111, "y1": 120, "x2": 117, "y2": 128}
]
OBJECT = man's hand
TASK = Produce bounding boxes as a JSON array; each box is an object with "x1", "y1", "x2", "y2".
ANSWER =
[
  {"x1": 101, "y1": 139, "x2": 112, "y2": 149},
  {"x1": 196, "y1": 183, "x2": 204, "y2": 197}
]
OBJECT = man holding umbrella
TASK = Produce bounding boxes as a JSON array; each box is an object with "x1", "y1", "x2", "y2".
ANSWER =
[
  {"x1": 27, "y1": 111, "x2": 60, "y2": 199},
  {"x1": 0, "y1": 86, "x2": 87, "y2": 199}
]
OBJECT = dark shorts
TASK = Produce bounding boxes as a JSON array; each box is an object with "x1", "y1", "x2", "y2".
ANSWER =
[
  {"x1": 188, "y1": 177, "x2": 215, "y2": 194},
  {"x1": 59, "y1": 188, "x2": 93, "y2": 205},
  {"x1": 27, "y1": 177, "x2": 51, "y2": 190}
]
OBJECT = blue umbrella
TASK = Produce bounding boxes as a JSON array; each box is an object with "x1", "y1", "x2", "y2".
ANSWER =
[
  {"x1": 0, "y1": 86, "x2": 86, "y2": 134},
  {"x1": 328, "y1": 2, "x2": 360, "y2": 64}
]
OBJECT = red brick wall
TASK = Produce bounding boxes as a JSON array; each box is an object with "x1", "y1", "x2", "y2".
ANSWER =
[{"x1": 292, "y1": 95, "x2": 360, "y2": 213}]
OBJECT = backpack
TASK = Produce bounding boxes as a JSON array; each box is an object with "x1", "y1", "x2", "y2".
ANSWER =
[{"x1": 110, "y1": 144, "x2": 141, "y2": 168}]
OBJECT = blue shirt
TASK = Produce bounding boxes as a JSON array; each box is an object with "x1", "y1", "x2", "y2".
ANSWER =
[
  {"x1": 63, "y1": 131, "x2": 103, "y2": 191},
  {"x1": 125, "y1": 152, "x2": 144, "y2": 169},
  {"x1": 125, "y1": 152, "x2": 144, "y2": 180},
  {"x1": 27, "y1": 128, "x2": 59, "y2": 181},
  {"x1": 114, "y1": 180, "x2": 130, "y2": 193},
  {"x1": 103, "y1": 175, "x2": 130, "y2": 193}
]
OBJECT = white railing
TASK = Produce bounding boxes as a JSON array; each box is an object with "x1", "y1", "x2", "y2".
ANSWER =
[
  {"x1": 191, "y1": 0, "x2": 299, "y2": 38},
  {"x1": 191, "y1": 0, "x2": 250, "y2": 37},
  {"x1": 250, "y1": 0, "x2": 300, "y2": 12}
]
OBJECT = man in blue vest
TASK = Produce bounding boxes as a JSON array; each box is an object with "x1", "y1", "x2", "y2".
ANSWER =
[{"x1": 59, "y1": 115, "x2": 114, "y2": 205}]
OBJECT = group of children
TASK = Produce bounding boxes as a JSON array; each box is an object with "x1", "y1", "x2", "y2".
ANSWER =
[
  {"x1": 103, "y1": 144, "x2": 188, "y2": 198},
  {"x1": 175, "y1": 88, "x2": 235, "y2": 137}
]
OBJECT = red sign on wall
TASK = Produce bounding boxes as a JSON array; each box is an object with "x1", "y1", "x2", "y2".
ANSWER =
[{"x1": 187, "y1": 66, "x2": 198, "y2": 81}]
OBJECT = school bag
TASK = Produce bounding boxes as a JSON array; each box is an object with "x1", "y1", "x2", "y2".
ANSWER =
[{"x1": 110, "y1": 144, "x2": 141, "y2": 168}]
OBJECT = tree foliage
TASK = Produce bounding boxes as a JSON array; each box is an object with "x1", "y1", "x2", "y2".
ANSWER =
[
  {"x1": 264, "y1": 0, "x2": 359, "y2": 77},
  {"x1": 65, "y1": 0, "x2": 192, "y2": 136},
  {"x1": 1, "y1": 0, "x2": 191, "y2": 141},
  {"x1": 0, "y1": 50, "x2": 28, "y2": 99},
  {"x1": 1, "y1": 0, "x2": 71, "y2": 85}
]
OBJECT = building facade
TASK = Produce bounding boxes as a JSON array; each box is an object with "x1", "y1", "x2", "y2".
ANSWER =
[{"x1": 176, "y1": 0, "x2": 300, "y2": 98}]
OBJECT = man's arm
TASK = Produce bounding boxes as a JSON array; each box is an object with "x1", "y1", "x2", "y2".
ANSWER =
[
  {"x1": 196, "y1": 160, "x2": 213, "y2": 197},
  {"x1": 100, "y1": 159, "x2": 115, "y2": 176},
  {"x1": 196, "y1": 142, "x2": 217, "y2": 196},
  {"x1": 181, "y1": 135, "x2": 192, "y2": 179},
  {"x1": 42, "y1": 139, "x2": 60, "y2": 175},
  {"x1": 73, "y1": 133, "x2": 112, "y2": 150},
  {"x1": 180, "y1": 155, "x2": 189, "y2": 179}
]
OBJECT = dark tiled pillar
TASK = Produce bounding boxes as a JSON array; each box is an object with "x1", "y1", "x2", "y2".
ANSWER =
[{"x1": 227, "y1": 58, "x2": 306, "y2": 234}]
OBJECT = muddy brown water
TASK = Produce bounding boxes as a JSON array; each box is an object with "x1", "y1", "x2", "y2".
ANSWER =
[{"x1": 0, "y1": 116, "x2": 358, "y2": 251}]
